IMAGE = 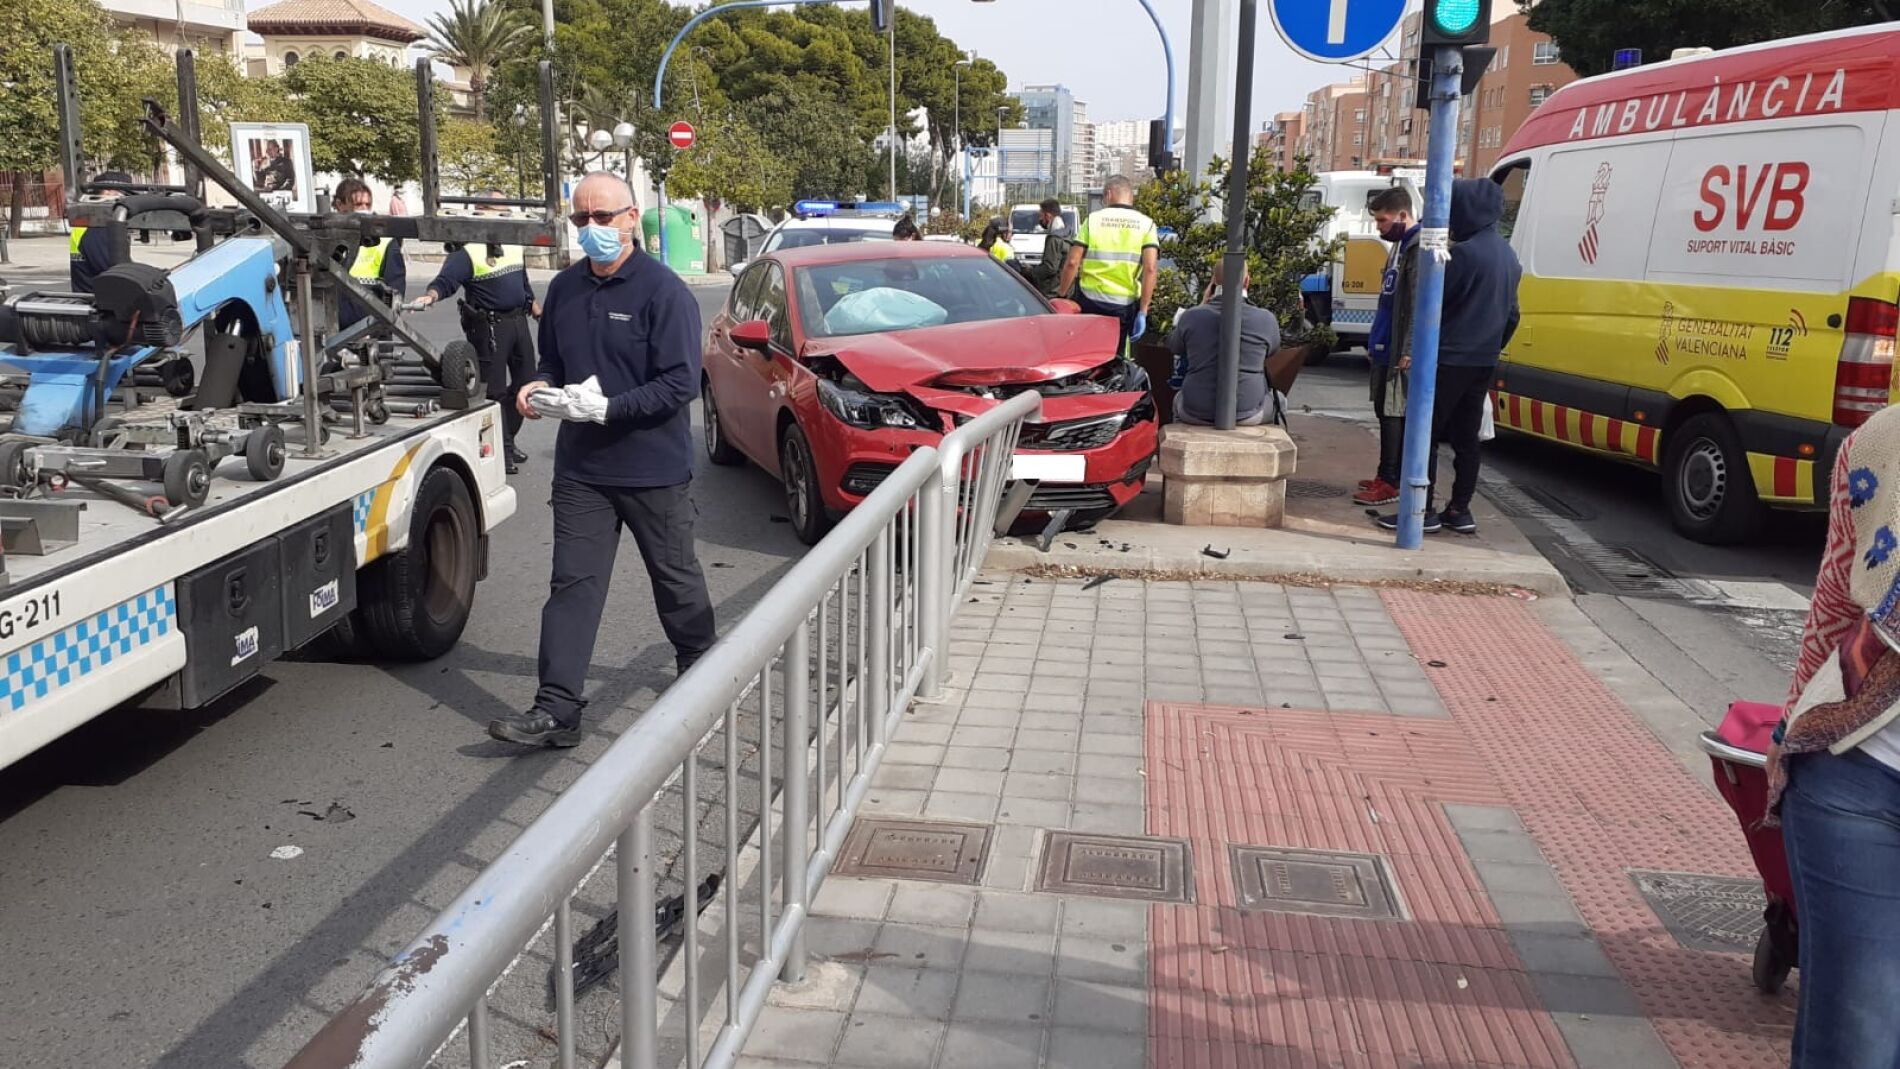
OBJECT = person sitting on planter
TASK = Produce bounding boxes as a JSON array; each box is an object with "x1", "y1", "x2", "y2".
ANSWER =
[{"x1": 1168, "y1": 258, "x2": 1280, "y2": 427}]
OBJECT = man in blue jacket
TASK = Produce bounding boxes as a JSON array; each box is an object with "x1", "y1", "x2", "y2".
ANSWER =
[
  {"x1": 1377, "y1": 178, "x2": 1520, "y2": 535},
  {"x1": 486, "y1": 172, "x2": 716, "y2": 749},
  {"x1": 1354, "y1": 187, "x2": 1418, "y2": 508}
]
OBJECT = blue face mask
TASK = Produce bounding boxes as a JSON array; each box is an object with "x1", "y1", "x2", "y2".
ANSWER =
[{"x1": 578, "y1": 223, "x2": 623, "y2": 264}]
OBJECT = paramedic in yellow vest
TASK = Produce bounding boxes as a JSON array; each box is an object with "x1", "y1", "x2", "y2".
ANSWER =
[
  {"x1": 412, "y1": 192, "x2": 539, "y2": 473},
  {"x1": 69, "y1": 171, "x2": 131, "y2": 295},
  {"x1": 979, "y1": 217, "x2": 1015, "y2": 264},
  {"x1": 1058, "y1": 175, "x2": 1160, "y2": 357},
  {"x1": 331, "y1": 177, "x2": 406, "y2": 333}
]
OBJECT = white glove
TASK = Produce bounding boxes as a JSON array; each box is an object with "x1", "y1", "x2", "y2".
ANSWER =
[{"x1": 527, "y1": 376, "x2": 609, "y2": 424}]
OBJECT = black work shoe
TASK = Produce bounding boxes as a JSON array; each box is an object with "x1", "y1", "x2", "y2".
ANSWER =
[
  {"x1": 1440, "y1": 507, "x2": 1478, "y2": 535},
  {"x1": 505, "y1": 458, "x2": 519, "y2": 475},
  {"x1": 508, "y1": 445, "x2": 529, "y2": 465},
  {"x1": 487, "y1": 709, "x2": 582, "y2": 748},
  {"x1": 676, "y1": 651, "x2": 706, "y2": 677},
  {"x1": 1376, "y1": 511, "x2": 1442, "y2": 534}
]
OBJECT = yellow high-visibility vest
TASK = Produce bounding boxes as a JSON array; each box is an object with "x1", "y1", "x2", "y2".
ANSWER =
[
  {"x1": 469, "y1": 244, "x2": 525, "y2": 278},
  {"x1": 69, "y1": 227, "x2": 88, "y2": 260},
  {"x1": 1074, "y1": 206, "x2": 1159, "y2": 306},
  {"x1": 350, "y1": 237, "x2": 393, "y2": 280},
  {"x1": 988, "y1": 241, "x2": 1013, "y2": 264}
]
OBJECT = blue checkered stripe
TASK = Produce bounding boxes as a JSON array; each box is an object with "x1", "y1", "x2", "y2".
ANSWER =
[
  {"x1": 1, "y1": 586, "x2": 176, "y2": 713},
  {"x1": 352, "y1": 489, "x2": 377, "y2": 534},
  {"x1": 1332, "y1": 308, "x2": 1376, "y2": 326}
]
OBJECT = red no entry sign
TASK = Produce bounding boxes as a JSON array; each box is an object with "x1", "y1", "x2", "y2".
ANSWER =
[{"x1": 668, "y1": 121, "x2": 696, "y2": 150}]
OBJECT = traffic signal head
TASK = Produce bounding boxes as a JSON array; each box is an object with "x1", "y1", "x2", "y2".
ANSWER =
[
  {"x1": 872, "y1": 0, "x2": 893, "y2": 33},
  {"x1": 1421, "y1": 0, "x2": 1491, "y2": 48}
]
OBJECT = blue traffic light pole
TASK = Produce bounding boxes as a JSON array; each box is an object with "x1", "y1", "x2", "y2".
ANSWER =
[{"x1": 1395, "y1": 45, "x2": 1465, "y2": 549}]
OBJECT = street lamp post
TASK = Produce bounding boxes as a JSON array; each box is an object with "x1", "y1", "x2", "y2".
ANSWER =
[
  {"x1": 612, "y1": 120, "x2": 635, "y2": 182},
  {"x1": 954, "y1": 55, "x2": 971, "y2": 221}
]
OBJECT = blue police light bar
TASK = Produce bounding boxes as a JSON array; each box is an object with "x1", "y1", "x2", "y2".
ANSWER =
[
  {"x1": 793, "y1": 200, "x2": 907, "y2": 219},
  {"x1": 1613, "y1": 48, "x2": 1643, "y2": 70},
  {"x1": 794, "y1": 200, "x2": 841, "y2": 216}
]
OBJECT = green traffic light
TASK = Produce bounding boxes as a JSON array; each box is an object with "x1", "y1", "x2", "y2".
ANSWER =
[{"x1": 1432, "y1": 0, "x2": 1481, "y2": 35}]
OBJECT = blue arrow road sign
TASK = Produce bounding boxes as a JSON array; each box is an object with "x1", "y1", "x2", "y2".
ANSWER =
[{"x1": 1269, "y1": 0, "x2": 1406, "y2": 63}]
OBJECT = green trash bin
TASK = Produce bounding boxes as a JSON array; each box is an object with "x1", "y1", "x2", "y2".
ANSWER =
[{"x1": 642, "y1": 204, "x2": 705, "y2": 275}]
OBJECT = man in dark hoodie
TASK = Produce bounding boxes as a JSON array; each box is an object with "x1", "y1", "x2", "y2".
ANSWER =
[
  {"x1": 1354, "y1": 187, "x2": 1419, "y2": 508},
  {"x1": 1377, "y1": 178, "x2": 1520, "y2": 535}
]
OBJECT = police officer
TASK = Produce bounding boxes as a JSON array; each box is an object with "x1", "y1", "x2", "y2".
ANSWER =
[
  {"x1": 1057, "y1": 175, "x2": 1160, "y2": 357},
  {"x1": 411, "y1": 193, "x2": 538, "y2": 474},
  {"x1": 331, "y1": 177, "x2": 405, "y2": 332},
  {"x1": 485, "y1": 172, "x2": 716, "y2": 750},
  {"x1": 69, "y1": 170, "x2": 131, "y2": 295}
]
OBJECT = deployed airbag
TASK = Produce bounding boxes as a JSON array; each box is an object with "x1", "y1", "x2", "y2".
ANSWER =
[{"x1": 823, "y1": 287, "x2": 948, "y2": 335}]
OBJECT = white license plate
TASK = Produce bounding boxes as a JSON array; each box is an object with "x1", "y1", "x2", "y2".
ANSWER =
[{"x1": 1011, "y1": 453, "x2": 1087, "y2": 482}]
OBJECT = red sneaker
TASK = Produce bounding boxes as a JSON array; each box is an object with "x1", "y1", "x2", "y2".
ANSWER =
[
  {"x1": 1356, "y1": 478, "x2": 1378, "y2": 489},
  {"x1": 1352, "y1": 479, "x2": 1400, "y2": 506}
]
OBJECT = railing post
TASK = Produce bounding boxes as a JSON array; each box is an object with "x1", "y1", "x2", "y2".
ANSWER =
[
  {"x1": 917, "y1": 460, "x2": 950, "y2": 699},
  {"x1": 618, "y1": 806, "x2": 657, "y2": 1069},
  {"x1": 867, "y1": 526, "x2": 893, "y2": 745},
  {"x1": 780, "y1": 617, "x2": 811, "y2": 982}
]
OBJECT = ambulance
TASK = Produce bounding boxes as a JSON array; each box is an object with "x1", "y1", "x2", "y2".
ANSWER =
[
  {"x1": 1490, "y1": 24, "x2": 1900, "y2": 543},
  {"x1": 1299, "y1": 168, "x2": 1423, "y2": 358}
]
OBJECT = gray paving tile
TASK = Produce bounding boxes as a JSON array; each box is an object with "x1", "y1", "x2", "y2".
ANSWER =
[
  {"x1": 934, "y1": 767, "x2": 1006, "y2": 798},
  {"x1": 981, "y1": 824, "x2": 1039, "y2": 890},
  {"x1": 1016, "y1": 729, "x2": 1081, "y2": 752},
  {"x1": 1036, "y1": 660, "x2": 1092, "y2": 679},
  {"x1": 1511, "y1": 929, "x2": 1620, "y2": 978},
  {"x1": 1080, "y1": 732, "x2": 1144, "y2": 757},
  {"x1": 1491, "y1": 891, "x2": 1588, "y2": 929},
  {"x1": 962, "y1": 925, "x2": 1058, "y2": 976},
  {"x1": 1011, "y1": 749, "x2": 1077, "y2": 775},
  {"x1": 1051, "y1": 978, "x2": 1146, "y2": 1033},
  {"x1": 1073, "y1": 775, "x2": 1139, "y2": 806},
  {"x1": 1458, "y1": 827, "x2": 1552, "y2": 865},
  {"x1": 871, "y1": 922, "x2": 969, "y2": 971},
  {"x1": 1088, "y1": 662, "x2": 1145, "y2": 683},
  {"x1": 1531, "y1": 972, "x2": 1647, "y2": 1018},
  {"x1": 997, "y1": 796, "x2": 1073, "y2": 828},
  {"x1": 1471, "y1": 858, "x2": 1570, "y2": 899},
  {"x1": 951, "y1": 725, "x2": 1017, "y2": 749},
  {"x1": 937, "y1": 1022, "x2": 1044, "y2": 1069},
  {"x1": 1059, "y1": 897, "x2": 1149, "y2": 942},
  {"x1": 886, "y1": 884, "x2": 979, "y2": 928},
  {"x1": 806, "y1": 917, "x2": 881, "y2": 960},
  {"x1": 941, "y1": 745, "x2": 1012, "y2": 772},
  {"x1": 862, "y1": 789, "x2": 928, "y2": 816},
  {"x1": 813, "y1": 878, "x2": 892, "y2": 921},
  {"x1": 1047, "y1": 1026, "x2": 1146, "y2": 1069},
  {"x1": 957, "y1": 704, "x2": 1025, "y2": 728},
  {"x1": 971, "y1": 673, "x2": 1033, "y2": 694},
  {"x1": 1444, "y1": 803, "x2": 1528, "y2": 835},
  {"x1": 767, "y1": 960, "x2": 866, "y2": 1012},
  {"x1": 1206, "y1": 687, "x2": 1268, "y2": 707},
  {"x1": 953, "y1": 970, "x2": 1052, "y2": 1023},
  {"x1": 1020, "y1": 712, "x2": 1085, "y2": 734},
  {"x1": 1081, "y1": 714, "x2": 1144, "y2": 736},
  {"x1": 884, "y1": 743, "x2": 946, "y2": 766},
  {"x1": 834, "y1": 1012, "x2": 944, "y2": 1068},
  {"x1": 1069, "y1": 803, "x2": 1146, "y2": 835},
  {"x1": 1055, "y1": 935, "x2": 1147, "y2": 986},
  {"x1": 976, "y1": 890, "x2": 1062, "y2": 933},
  {"x1": 873, "y1": 763, "x2": 939, "y2": 792},
  {"x1": 903, "y1": 722, "x2": 955, "y2": 745},
  {"x1": 923, "y1": 791, "x2": 1000, "y2": 823},
  {"x1": 1076, "y1": 754, "x2": 1144, "y2": 781},
  {"x1": 981, "y1": 657, "x2": 1038, "y2": 676},
  {"x1": 734, "y1": 1056, "x2": 827, "y2": 1068},
  {"x1": 742, "y1": 1006, "x2": 848, "y2": 1060},
  {"x1": 854, "y1": 964, "x2": 959, "y2": 1018},
  {"x1": 1546, "y1": 1012, "x2": 1679, "y2": 1069},
  {"x1": 1004, "y1": 771, "x2": 1075, "y2": 800}
]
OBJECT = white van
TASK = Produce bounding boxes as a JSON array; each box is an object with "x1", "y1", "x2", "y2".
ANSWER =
[
  {"x1": 1008, "y1": 203, "x2": 1079, "y2": 263},
  {"x1": 1489, "y1": 23, "x2": 1900, "y2": 543},
  {"x1": 1299, "y1": 170, "x2": 1423, "y2": 355}
]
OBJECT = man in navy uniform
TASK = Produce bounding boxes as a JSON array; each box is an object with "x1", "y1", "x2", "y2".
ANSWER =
[
  {"x1": 485, "y1": 172, "x2": 716, "y2": 749},
  {"x1": 69, "y1": 170, "x2": 132, "y2": 294},
  {"x1": 411, "y1": 193, "x2": 538, "y2": 473}
]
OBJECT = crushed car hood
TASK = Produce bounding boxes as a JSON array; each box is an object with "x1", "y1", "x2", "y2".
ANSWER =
[{"x1": 812, "y1": 315, "x2": 1146, "y2": 421}]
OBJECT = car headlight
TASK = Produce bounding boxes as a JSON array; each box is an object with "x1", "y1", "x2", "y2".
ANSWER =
[
  {"x1": 816, "y1": 379, "x2": 926, "y2": 430},
  {"x1": 1122, "y1": 392, "x2": 1157, "y2": 430}
]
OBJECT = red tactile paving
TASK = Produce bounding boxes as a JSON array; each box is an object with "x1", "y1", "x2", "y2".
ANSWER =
[{"x1": 1142, "y1": 592, "x2": 1793, "y2": 1069}]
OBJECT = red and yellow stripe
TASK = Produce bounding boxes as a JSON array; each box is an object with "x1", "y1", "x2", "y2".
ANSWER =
[
  {"x1": 1746, "y1": 452, "x2": 1817, "y2": 505},
  {"x1": 1495, "y1": 390, "x2": 1660, "y2": 464}
]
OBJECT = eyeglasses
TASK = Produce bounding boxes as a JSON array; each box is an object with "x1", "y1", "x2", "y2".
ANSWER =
[{"x1": 568, "y1": 206, "x2": 631, "y2": 228}]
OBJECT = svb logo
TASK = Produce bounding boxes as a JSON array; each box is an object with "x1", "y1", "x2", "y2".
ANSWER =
[{"x1": 1578, "y1": 162, "x2": 1613, "y2": 265}]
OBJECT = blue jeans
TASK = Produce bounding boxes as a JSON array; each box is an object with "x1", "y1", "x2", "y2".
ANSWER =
[{"x1": 1782, "y1": 749, "x2": 1900, "y2": 1068}]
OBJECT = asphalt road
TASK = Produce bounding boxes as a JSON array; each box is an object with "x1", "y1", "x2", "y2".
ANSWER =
[
  {"x1": 0, "y1": 277, "x2": 807, "y2": 1068},
  {"x1": 1296, "y1": 350, "x2": 1826, "y2": 721}
]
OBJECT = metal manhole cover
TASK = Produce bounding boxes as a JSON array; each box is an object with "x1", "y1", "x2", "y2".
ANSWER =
[
  {"x1": 1037, "y1": 832, "x2": 1193, "y2": 903},
  {"x1": 1629, "y1": 870, "x2": 1765, "y2": 953},
  {"x1": 834, "y1": 819, "x2": 991, "y2": 885},
  {"x1": 1231, "y1": 845, "x2": 1405, "y2": 921},
  {"x1": 1286, "y1": 480, "x2": 1347, "y2": 500}
]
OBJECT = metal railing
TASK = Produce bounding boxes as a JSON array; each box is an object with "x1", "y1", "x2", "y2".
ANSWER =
[{"x1": 285, "y1": 393, "x2": 1041, "y2": 1069}]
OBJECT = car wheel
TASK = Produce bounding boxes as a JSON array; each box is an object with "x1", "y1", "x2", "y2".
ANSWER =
[
  {"x1": 779, "y1": 422, "x2": 832, "y2": 546},
  {"x1": 702, "y1": 378, "x2": 744, "y2": 466},
  {"x1": 1663, "y1": 411, "x2": 1766, "y2": 545}
]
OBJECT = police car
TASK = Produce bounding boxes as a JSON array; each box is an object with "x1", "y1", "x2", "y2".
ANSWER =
[{"x1": 729, "y1": 201, "x2": 906, "y2": 276}]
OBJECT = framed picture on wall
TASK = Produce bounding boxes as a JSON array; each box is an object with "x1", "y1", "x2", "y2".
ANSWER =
[{"x1": 230, "y1": 122, "x2": 316, "y2": 214}]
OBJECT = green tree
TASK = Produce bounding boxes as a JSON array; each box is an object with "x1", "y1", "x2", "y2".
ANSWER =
[
  {"x1": 285, "y1": 56, "x2": 433, "y2": 182},
  {"x1": 739, "y1": 85, "x2": 876, "y2": 200},
  {"x1": 437, "y1": 118, "x2": 524, "y2": 194},
  {"x1": 666, "y1": 116, "x2": 793, "y2": 214},
  {"x1": 427, "y1": 0, "x2": 534, "y2": 122},
  {"x1": 1523, "y1": 0, "x2": 1894, "y2": 77}
]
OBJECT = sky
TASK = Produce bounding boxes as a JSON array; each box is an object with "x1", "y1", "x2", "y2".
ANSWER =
[{"x1": 352, "y1": 0, "x2": 1393, "y2": 129}]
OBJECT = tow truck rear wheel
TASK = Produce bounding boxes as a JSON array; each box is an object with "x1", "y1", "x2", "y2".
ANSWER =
[
  {"x1": 1663, "y1": 411, "x2": 1767, "y2": 545},
  {"x1": 358, "y1": 465, "x2": 480, "y2": 660}
]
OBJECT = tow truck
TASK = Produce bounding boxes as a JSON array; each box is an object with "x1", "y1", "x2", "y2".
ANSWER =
[{"x1": 0, "y1": 48, "x2": 567, "y2": 770}]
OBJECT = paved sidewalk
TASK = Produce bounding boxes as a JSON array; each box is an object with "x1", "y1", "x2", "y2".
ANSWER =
[{"x1": 740, "y1": 575, "x2": 1791, "y2": 1069}]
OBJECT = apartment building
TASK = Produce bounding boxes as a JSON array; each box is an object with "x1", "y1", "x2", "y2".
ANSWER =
[
  {"x1": 1299, "y1": 77, "x2": 1369, "y2": 173},
  {"x1": 98, "y1": 0, "x2": 246, "y2": 54}
]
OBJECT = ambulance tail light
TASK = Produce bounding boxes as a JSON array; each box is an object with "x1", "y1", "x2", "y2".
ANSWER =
[{"x1": 1833, "y1": 295, "x2": 1898, "y2": 427}]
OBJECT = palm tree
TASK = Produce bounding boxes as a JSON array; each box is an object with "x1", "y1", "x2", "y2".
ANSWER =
[{"x1": 425, "y1": 0, "x2": 532, "y2": 123}]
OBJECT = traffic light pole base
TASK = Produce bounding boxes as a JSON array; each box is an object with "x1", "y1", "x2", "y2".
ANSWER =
[{"x1": 1158, "y1": 424, "x2": 1298, "y2": 528}]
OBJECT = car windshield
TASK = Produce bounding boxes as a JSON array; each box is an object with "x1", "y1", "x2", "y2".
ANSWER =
[
  {"x1": 793, "y1": 256, "x2": 1046, "y2": 339},
  {"x1": 763, "y1": 226, "x2": 896, "y2": 253},
  {"x1": 1010, "y1": 208, "x2": 1077, "y2": 234}
]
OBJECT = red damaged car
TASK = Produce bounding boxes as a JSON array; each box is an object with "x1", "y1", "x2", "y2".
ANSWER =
[{"x1": 702, "y1": 241, "x2": 1158, "y2": 544}]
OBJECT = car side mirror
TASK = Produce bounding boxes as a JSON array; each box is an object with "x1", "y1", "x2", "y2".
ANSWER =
[
  {"x1": 731, "y1": 319, "x2": 773, "y2": 352},
  {"x1": 1050, "y1": 298, "x2": 1081, "y2": 316}
]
